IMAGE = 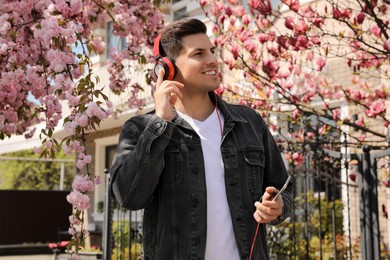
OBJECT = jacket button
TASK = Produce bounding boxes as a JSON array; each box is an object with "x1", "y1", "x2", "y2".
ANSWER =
[
  {"x1": 191, "y1": 223, "x2": 197, "y2": 230},
  {"x1": 192, "y1": 198, "x2": 198, "y2": 207},
  {"x1": 155, "y1": 122, "x2": 161, "y2": 128},
  {"x1": 194, "y1": 237, "x2": 200, "y2": 245}
]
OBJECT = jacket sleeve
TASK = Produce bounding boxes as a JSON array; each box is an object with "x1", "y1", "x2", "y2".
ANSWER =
[
  {"x1": 260, "y1": 116, "x2": 294, "y2": 225},
  {"x1": 110, "y1": 115, "x2": 174, "y2": 210}
]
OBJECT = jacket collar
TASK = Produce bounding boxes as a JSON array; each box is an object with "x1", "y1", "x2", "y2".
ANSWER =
[{"x1": 209, "y1": 92, "x2": 247, "y2": 124}]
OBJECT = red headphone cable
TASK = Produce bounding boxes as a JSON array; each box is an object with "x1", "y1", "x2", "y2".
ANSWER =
[
  {"x1": 249, "y1": 222, "x2": 260, "y2": 260},
  {"x1": 215, "y1": 95, "x2": 223, "y2": 137}
]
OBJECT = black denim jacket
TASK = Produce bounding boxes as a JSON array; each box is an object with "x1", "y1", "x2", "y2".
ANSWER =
[{"x1": 110, "y1": 94, "x2": 293, "y2": 260}]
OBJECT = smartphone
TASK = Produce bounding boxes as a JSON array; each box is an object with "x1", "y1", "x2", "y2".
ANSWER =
[{"x1": 272, "y1": 175, "x2": 292, "y2": 201}]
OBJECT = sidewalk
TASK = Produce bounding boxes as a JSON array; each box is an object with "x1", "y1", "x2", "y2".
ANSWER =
[
  {"x1": 0, "y1": 255, "x2": 52, "y2": 260},
  {"x1": 0, "y1": 254, "x2": 100, "y2": 260}
]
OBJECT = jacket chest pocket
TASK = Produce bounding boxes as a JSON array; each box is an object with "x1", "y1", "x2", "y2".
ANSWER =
[
  {"x1": 161, "y1": 142, "x2": 184, "y2": 187},
  {"x1": 242, "y1": 147, "x2": 265, "y2": 200}
]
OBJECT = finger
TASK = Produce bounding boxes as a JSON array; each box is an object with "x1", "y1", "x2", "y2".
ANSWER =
[
  {"x1": 262, "y1": 187, "x2": 278, "y2": 201},
  {"x1": 253, "y1": 211, "x2": 263, "y2": 223},
  {"x1": 254, "y1": 209, "x2": 273, "y2": 223},
  {"x1": 266, "y1": 186, "x2": 278, "y2": 196},
  {"x1": 156, "y1": 69, "x2": 165, "y2": 90},
  {"x1": 170, "y1": 92, "x2": 178, "y2": 105},
  {"x1": 163, "y1": 84, "x2": 184, "y2": 99},
  {"x1": 255, "y1": 201, "x2": 283, "y2": 216}
]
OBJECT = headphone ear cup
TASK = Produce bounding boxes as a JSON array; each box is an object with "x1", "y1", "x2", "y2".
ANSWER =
[
  {"x1": 154, "y1": 57, "x2": 177, "y2": 81},
  {"x1": 162, "y1": 57, "x2": 177, "y2": 80},
  {"x1": 153, "y1": 62, "x2": 166, "y2": 80}
]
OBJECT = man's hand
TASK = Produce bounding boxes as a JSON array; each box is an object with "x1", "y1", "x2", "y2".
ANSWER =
[
  {"x1": 253, "y1": 186, "x2": 284, "y2": 223},
  {"x1": 153, "y1": 69, "x2": 184, "y2": 121}
]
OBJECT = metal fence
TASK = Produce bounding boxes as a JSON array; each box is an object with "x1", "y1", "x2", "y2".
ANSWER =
[{"x1": 103, "y1": 144, "x2": 390, "y2": 260}]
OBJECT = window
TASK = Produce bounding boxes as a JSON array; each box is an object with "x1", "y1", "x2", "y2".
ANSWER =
[
  {"x1": 173, "y1": 7, "x2": 188, "y2": 21},
  {"x1": 106, "y1": 21, "x2": 126, "y2": 56},
  {"x1": 105, "y1": 145, "x2": 117, "y2": 169}
]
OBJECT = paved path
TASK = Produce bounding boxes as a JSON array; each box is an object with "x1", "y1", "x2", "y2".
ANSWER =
[
  {"x1": 0, "y1": 255, "x2": 53, "y2": 260},
  {"x1": 0, "y1": 254, "x2": 99, "y2": 260}
]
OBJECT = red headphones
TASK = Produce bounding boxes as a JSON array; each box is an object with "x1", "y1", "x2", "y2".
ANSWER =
[{"x1": 153, "y1": 34, "x2": 177, "y2": 81}]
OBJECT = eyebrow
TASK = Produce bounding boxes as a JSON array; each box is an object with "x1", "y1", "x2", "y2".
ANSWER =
[{"x1": 190, "y1": 46, "x2": 216, "y2": 54}]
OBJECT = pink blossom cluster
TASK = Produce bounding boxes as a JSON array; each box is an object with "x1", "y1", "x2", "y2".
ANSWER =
[
  {"x1": 72, "y1": 174, "x2": 101, "y2": 192},
  {"x1": 67, "y1": 190, "x2": 90, "y2": 211},
  {"x1": 63, "y1": 100, "x2": 112, "y2": 138},
  {"x1": 127, "y1": 84, "x2": 146, "y2": 109},
  {"x1": 76, "y1": 153, "x2": 92, "y2": 170},
  {"x1": 1, "y1": 0, "x2": 162, "y2": 142},
  {"x1": 66, "y1": 174, "x2": 102, "y2": 252},
  {"x1": 0, "y1": 1, "x2": 83, "y2": 139},
  {"x1": 39, "y1": 94, "x2": 63, "y2": 129},
  {"x1": 63, "y1": 140, "x2": 85, "y2": 156},
  {"x1": 106, "y1": 0, "x2": 164, "y2": 95}
]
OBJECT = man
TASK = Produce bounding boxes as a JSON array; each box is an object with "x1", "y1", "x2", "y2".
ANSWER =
[{"x1": 110, "y1": 18, "x2": 293, "y2": 260}]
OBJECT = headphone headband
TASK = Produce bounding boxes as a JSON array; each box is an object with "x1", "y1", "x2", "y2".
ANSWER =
[
  {"x1": 153, "y1": 34, "x2": 162, "y2": 58},
  {"x1": 152, "y1": 33, "x2": 177, "y2": 81}
]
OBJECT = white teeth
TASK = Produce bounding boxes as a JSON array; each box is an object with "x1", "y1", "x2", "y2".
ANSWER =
[{"x1": 204, "y1": 70, "x2": 216, "y2": 75}]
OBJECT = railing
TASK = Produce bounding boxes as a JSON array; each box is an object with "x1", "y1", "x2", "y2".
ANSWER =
[
  {"x1": 103, "y1": 145, "x2": 390, "y2": 260},
  {"x1": 103, "y1": 170, "x2": 144, "y2": 260}
]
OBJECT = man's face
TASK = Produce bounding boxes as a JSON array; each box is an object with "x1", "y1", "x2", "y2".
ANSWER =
[{"x1": 174, "y1": 33, "x2": 220, "y2": 93}]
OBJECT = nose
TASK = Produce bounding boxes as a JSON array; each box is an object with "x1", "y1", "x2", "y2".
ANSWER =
[{"x1": 207, "y1": 51, "x2": 219, "y2": 65}]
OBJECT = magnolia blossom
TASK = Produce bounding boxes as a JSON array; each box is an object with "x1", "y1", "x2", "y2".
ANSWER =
[
  {"x1": 291, "y1": 109, "x2": 300, "y2": 121},
  {"x1": 365, "y1": 100, "x2": 386, "y2": 118},
  {"x1": 332, "y1": 109, "x2": 341, "y2": 121},
  {"x1": 370, "y1": 24, "x2": 382, "y2": 38},
  {"x1": 285, "y1": 152, "x2": 304, "y2": 165},
  {"x1": 306, "y1": 132, "x2": 314, "y2": 140},
  {"x1": 355, "y1": 117, "x2": 365, "y2": 127},
  {"x1": 357, "y1": 133, "x2": 366, "y2": 142}
]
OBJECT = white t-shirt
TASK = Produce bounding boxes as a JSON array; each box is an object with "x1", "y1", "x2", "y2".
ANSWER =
[{"x1": 177, "y1": 108, "x2": 240, "y2": 260}]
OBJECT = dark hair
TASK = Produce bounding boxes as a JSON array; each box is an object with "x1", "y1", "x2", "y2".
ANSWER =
[{"x1": 160, "y1": 18, "x2": 207, "y2": 60}]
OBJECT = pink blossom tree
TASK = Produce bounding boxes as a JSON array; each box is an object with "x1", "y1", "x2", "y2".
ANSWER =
[{"x1": 1, "y1": 0, "x2": 163, "y2": 255}]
